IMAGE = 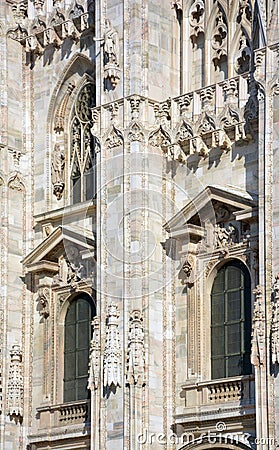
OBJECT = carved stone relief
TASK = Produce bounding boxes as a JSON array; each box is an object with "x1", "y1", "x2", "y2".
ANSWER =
[{"x1": 104, "y1": 303, "x2": 121, "y2": 389}]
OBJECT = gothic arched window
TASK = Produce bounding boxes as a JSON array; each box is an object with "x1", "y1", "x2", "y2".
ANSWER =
[
  {"x1": 211, "y1": 261, "x2": 251, "y2": 379},
  {"x1": 70, "y1": 83, "x2": 96, "y2": 204},
  {"x1": 64, "y1": 293, "x2": 95, "y2": 402}
]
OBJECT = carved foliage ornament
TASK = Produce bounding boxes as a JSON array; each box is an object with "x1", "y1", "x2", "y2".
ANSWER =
[
  {"x1": 126, "y1": 310, "x2": 145, "y2": 386},
  {"x1": 127, "y1": 122, "x2": 144, "y2": 142},
  {"x1": 104, "y1": 303, "x2": 121, "y2": 388},
  {"x1": 149, "y1": 126, "x2": 171, "y2": 152},
  {"x1": 7, "y1": 345, "x2": 23, "y2": 420},
  {"x1": 8, "y1": 172, "x2": 25, "y2": 191},
  {"x1": 251, "y1": 285, "x2": 265, "y2": 367},
  {"x1": 88, "y1": 316, "x2": 100, "y2": 390},
  {"x1": 105, "y1": 125, "x2": 123, "y2": 149}
]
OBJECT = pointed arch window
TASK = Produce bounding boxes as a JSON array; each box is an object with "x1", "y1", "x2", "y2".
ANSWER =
[
  {"x1": 211, "y1": 261, "x2": 252, "y2": 379},
  {"x1": 70, "y1": 83, "x2": 96, "y2": 204},
  {"x1": 64, "y1": 293, "x2": 95, "y2": 402}
]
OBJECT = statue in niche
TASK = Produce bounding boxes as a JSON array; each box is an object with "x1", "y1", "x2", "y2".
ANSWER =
[
  {"x1": 52, "y1": 144, "x2": 65, "y2": 200},
  {"x1": 104, "y1": 19, "x2": 119, "y2": 65}
]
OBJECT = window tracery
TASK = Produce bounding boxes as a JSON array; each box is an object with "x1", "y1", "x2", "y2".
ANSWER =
[{"x1": 70, "y1": 82, "x2": 96, "y2": 204}]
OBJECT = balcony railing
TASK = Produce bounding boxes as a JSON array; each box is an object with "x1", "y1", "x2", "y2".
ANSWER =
[
  {"x1": 182, "y1": 375, "x2": 255, "y2": 408},
  {"x1": 36, "y1": 399, "x2": 90, "y2": 428}
]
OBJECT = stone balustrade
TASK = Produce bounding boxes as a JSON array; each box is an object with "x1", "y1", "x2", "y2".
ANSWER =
[
  {"x1": 37, "y1": 399, "x2": 90, "y2": 428},
  {"x1": 181, "y1": 375, "x2": 255, "y2": 409}
]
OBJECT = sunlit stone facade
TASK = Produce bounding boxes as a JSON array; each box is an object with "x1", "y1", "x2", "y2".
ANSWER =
[{"x1": 0, "y1": 0, "x2": 279, "y2": 449}]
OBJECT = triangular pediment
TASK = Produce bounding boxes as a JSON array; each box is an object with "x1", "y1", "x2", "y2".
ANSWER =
[
  {"x1": 164, "y1": 185, "x2": 257, "y2": 237},
  {"x1": 22, "y1": 225, "x2": 95, "y2": 272}
]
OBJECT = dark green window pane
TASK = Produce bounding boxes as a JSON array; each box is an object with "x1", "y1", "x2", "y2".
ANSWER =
[
  {"x1": 77, "y1": 298, "x2": 89, "y2": 320},
  {"x1": 65, "y1": 324, "x2": 75, "y2": 351},
  {"x1": 211, "y1": 262, "x2": 251, "y2": 379},
  {"x1": 77, "y1": 323, "x2": 89, "y2": 349},
  {"x1": 64, "y1": 352, "x2": 76, "y2": 381},
  {"x1": 64, "y1": 295, "x2": 95, "y2": 402},
  {"x1": 211, "y1": 294, "x2": 224, "y2": 325},
  {"x1": 227, "y1": 267, "x2": 242, "y2": 290},
  {"x1": 212, "y1": 358, "x2": 225, "y2": 379},
  {"x1": 227, "y1": 290, "x2": 241, "y2": 321},
  {"x1": 211, "y1": 326, "x2": 224, "y2": 356},
  {"x1": 226, "y1": 323, "x2": 241, "y2": 354},
  {"x1": 227, "y1": 355, "x2": 242, "y2": 377},
  {"x1": 85, "y1": 169, "x2": 95, "y2": 201},
  {"x1": 77, "y1": 349, "x2": 89, "y2": 376},
  {"x1": 66, "y1": 304, "x2": 76, "y2": 324},
  {"x1": 212, "y1": 269, "x2": 225, "y2": 294},
  {"x1": 77, "y1": 377, "x2": 89, "y2": 400},
  {"x1": 72, "y1": 175, "x2": 81, "y2": 204},
  {"x1": 64, "y1": 380, "x2": 75, "y2": 403}
]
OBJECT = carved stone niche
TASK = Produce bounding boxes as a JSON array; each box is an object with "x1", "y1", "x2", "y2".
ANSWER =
[
  {"x1": 22, "y1": 225, "x2": 96, "y2": 291},
  {"x1": 163, "y1": 185, "x2": 257, "y2": 280}
]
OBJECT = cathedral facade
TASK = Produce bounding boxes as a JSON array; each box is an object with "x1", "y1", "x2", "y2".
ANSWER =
[{"x1": 0, "y1": 0, "x2": 279, "y2": 449}]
